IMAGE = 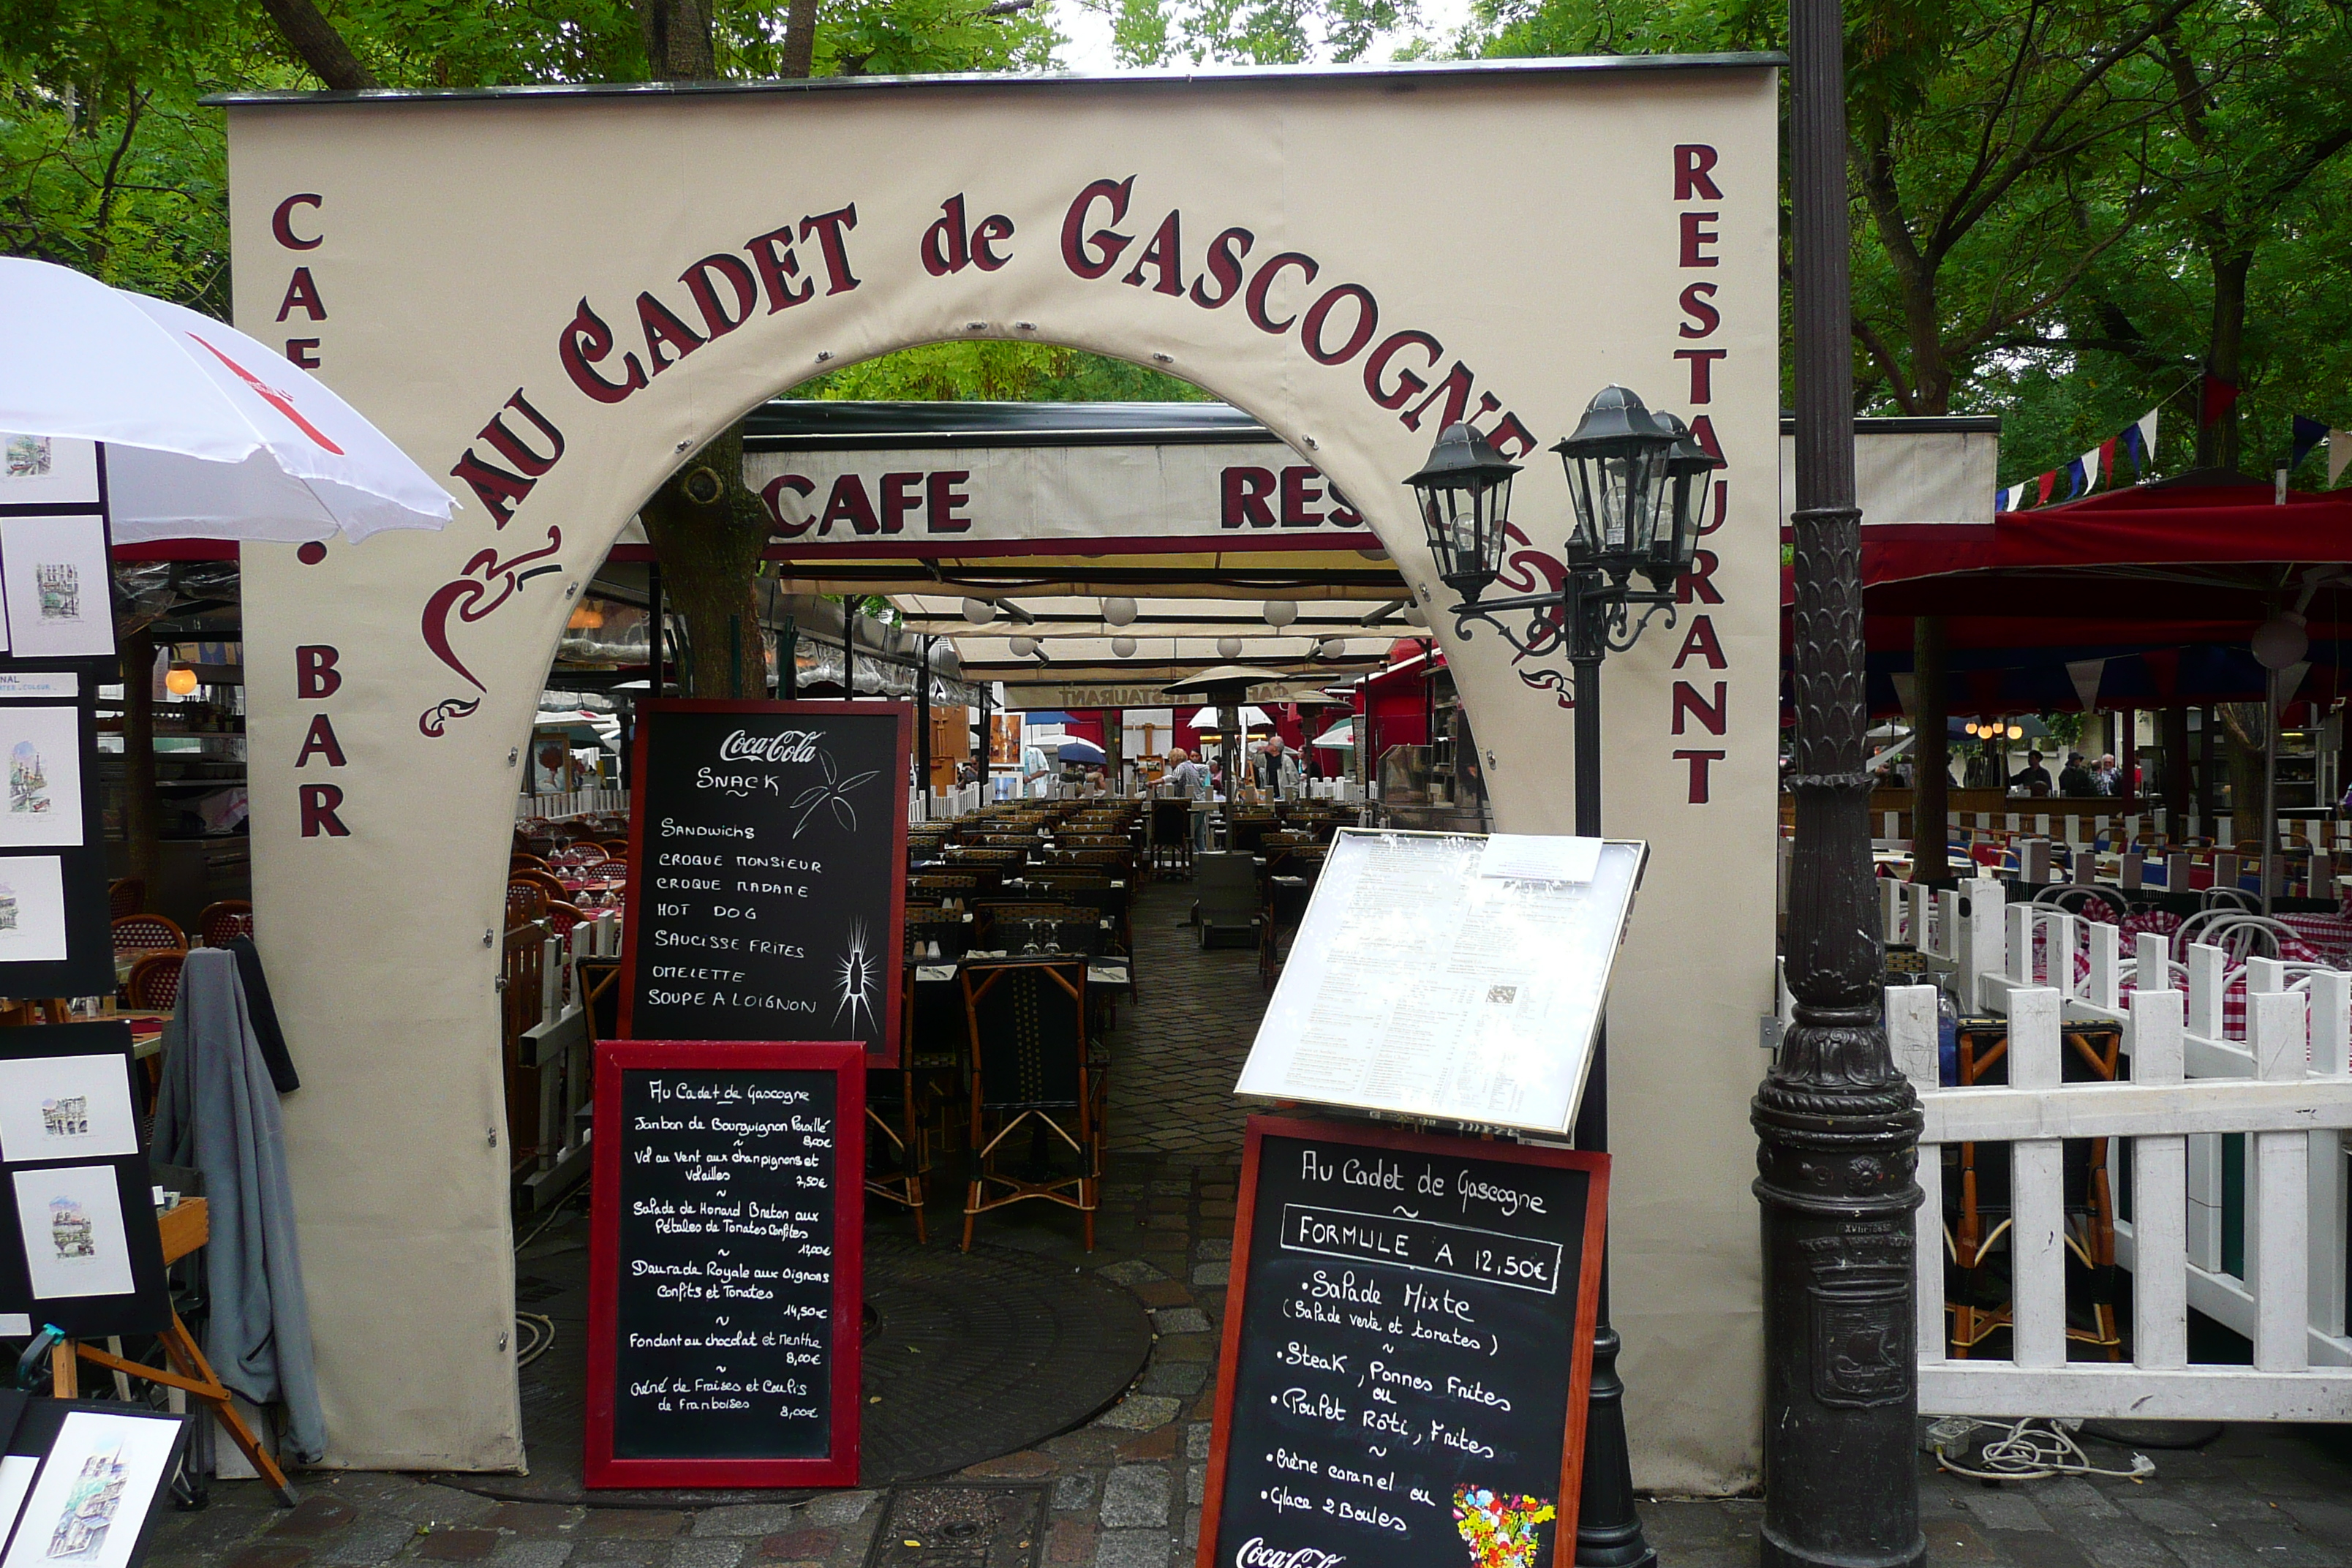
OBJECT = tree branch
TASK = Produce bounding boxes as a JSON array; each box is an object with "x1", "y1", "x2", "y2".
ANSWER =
[{"x1": 257, "y1": 0, "x2": 381, "y2": 90}]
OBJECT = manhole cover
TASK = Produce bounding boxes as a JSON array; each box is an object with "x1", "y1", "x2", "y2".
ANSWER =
[{"x1": 865, "y1": 1487, "x2": 1044, "y2": 1568}]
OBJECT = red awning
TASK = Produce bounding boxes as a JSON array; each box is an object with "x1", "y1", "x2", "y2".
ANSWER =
[{"x1": 1861, "y1": 470, "x2": 2352, "y2": 626}]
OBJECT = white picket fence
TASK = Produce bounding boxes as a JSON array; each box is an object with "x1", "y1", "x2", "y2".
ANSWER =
[
  {"x1": 519, "y1": 786, "x2": 628, "y2": 821},
  {"x1": 911, "y1": 784, "x2": 984, "y2": 823},
  {"x1": 1870, "y1": 875, "x2": 2352, "y2": 1419}
]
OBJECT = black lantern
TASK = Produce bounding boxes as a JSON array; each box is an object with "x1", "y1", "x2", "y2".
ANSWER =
[
  {"x1": 1552, "y1": 385, "x2": 1678, "y2": 580},
  {"x1": 1648, "y1": 411, "x2": 1725, "y2": 593},
  {"x1": 1405, "y1": 421, "x2": 1521, "y2": 602}
]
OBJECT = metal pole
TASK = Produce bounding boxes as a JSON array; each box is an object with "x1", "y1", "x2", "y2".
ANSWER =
[
  {"x1": 977, "y1": 681, "x2": 992, "y2": 800},
  {"x1": 1754, "y1": 2, "x2": 1924, "y2": 1565},
  {"x1": 917, "y1": 635, "x2": 934, "y2": 802},
  {"x1": 647, "y1": 564, "x2": 665, "y2": 696},
  {"x1": 2264, "y1": 674, "x2": 2279, "y2": 913},
  {"x1": 1912, "y1": 616, "x2": 1950, "y2": 883},
  {"x1": 1566, "y1": 627, "x2": 1651, "y2": 1568}
]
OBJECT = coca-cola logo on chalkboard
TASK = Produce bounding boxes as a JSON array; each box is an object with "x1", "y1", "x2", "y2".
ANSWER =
[{"x1": 717, "y1": 729, "x2": 822, "y2": 764}]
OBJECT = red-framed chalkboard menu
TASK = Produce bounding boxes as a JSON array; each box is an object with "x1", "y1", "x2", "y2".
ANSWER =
[
  {"x1": 1199, "y1": 1115, "x2": 1607, "y2": 1568},
  {"x1": 584, "y1": 1039, "x2": 864, "y2": 1488},
  {"x1": 618, "y1": 700, "x2": 911, "y2": 1063}
]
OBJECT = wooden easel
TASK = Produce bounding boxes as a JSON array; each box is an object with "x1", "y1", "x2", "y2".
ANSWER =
[{"x1": 50, "y1": 1197, "x2": 298, "y2": 1505}]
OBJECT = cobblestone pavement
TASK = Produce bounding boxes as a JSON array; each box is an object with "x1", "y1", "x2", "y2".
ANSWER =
[
  {"x1": 1102, "y1": 879, "x2": 1264, "y2": 1161},
  {"x1": 140, "y1": 879, "x2": 2352, "y2": 1568}
]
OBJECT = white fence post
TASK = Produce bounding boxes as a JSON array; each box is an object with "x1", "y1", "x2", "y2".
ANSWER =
[
  {"x1": 1959, "y1": 878, "x2": 2005, "y2": 1010},
  {"x1": 2311, "y1": 969, "x2": 2351, "y2": 1341},
  {"x1": 1888, "y1": 984, "x2": 1944, "y2": 1367},
  {"x1": 1881, "y1": 878, "x2": 1905, "y2": 946},
  {"x1": 2250, "y1": 991, "x2": 2313, "y2": 1373},
  {"x1": 2132, "y1": 987, "x2": 2190, "y2": 1368},
  {"x1": 2009, "y1": 988, "x2": 2068, "y2": 1369},
  {"x1": 2086, "y1": 921, "x2": 2120, "y2": 1011},
  {"x1": 2006, "y1": 902, "x2": 2035, "y2": 985},
  {"x1": 2187, "y1": 943, "x2": 2226, "y2": 1039}
]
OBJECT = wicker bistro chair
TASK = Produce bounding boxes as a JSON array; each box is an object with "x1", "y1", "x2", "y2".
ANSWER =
[
  {"x1": 111, "y1": 913, "x2": 186, "y2": 959},
  {"x1": 992, "y1": 913, "x2": 1105, "y2": 957},
  {"x1": 125, "y1": 951, "x2": 186, "y2": 1011},
  {"x1": 197, "y1": 900, "x2": 254, "y2": 947},
  {"x1": 507, "y1": 879, "x2": 551, "y2": 924},
  {"x1": 905, "y1": 911, "x2": 969, "y2": 961},
  {"x1": 1943, "y1": 1017, "x2": 2125, "y2": 1360},
  {"x1": 960, "y1": 957, "x2": 1105, "y2": 1251},
  {"x1": 108, "y1": 878, "x2": 146, "y2": 920},
  {"x1": 1149, "y1": 799, "x2": 1195, "y2": 879},
  {"x1": 1025, "y1": 874, "x2": 1129, "y2": 954}
]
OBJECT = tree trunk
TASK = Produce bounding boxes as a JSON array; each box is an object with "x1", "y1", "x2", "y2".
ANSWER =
[
  {"x1": 782, "y1": 0, "x2": 819, "y2": 78},
  {"x1": 627, "y1": 0, "x2": 791, "y2": 696},
  {"x1": 2217, "y1": 701, "x2": 2266, "y2": 840},
  {"x1": 2196, "y1": 245, "x2": 2251, "y2": 471},
  {"x1": 121, "y1": 630, "x2": 160, "y2": 906},
  {"x1": 638, "y1": 425, "x2": 771, "y2": 698},
  {"x1": 637, "y1": 0, "x2": 718, "y2": 77},
  {"x1": 258, "y1": 0, "x2": 382, "y2": 88}
]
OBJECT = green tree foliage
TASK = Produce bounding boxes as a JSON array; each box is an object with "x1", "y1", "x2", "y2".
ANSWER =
[
  {"x1": 1079, "y1": 0, "x2": 1413, "y2": 67},
  {"x1": 791, "y1": 339, "x2": 1211, "y2": 401},
  {"x1": 1466, "y1": 0, "x2": 2352, "y2": 488}
]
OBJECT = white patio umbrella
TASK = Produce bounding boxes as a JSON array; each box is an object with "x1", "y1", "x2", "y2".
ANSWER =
[
  {"x1": 1310, "y1": 721, "x2": 1356, "y2": 750},
  {"x1": 0, "y1": 257, "x2": 455, "y2": 543},
  {"x1": 1188, "y1": 704, "x2": 1272, "y2": 731}
]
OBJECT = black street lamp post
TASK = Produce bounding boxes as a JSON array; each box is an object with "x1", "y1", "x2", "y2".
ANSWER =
[
  {"x1": 1757, "y1": 1, "x2": 1926, "y2": 1566},
  {"x1": 1406, "y1": 387, "x2": 1719, "y2": 1568}
]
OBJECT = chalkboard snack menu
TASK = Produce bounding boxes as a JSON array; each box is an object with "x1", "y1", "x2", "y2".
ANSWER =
[
  {"x1": 1199, "y1": 1117, "x2": 1606, "y2": 1568},
  {"x1": 584, "y1": 1040, "x2": 864, "y2": 1488},
  {"x1": 619, "y1": 701, "x2": 910, "y2": 1063}
]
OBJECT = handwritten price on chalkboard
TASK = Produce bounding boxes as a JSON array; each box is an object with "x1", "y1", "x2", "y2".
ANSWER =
[{"x1": 1280, "y1": 1205, "x2": 1563, "y2": 1296}]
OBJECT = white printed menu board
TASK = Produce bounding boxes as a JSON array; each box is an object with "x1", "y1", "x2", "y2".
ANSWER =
[{"x1": 1235, "y1": 830, "x2": 1644, "y2": 1135}]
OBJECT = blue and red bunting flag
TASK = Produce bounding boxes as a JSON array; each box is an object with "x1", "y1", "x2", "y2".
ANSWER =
[
  {"x1": 2199, "y1": 372, "x2": 2240, "y2": 429},
  {"x1": 1997, "y1": 406, "x2": 2159, "y2": 514},
  {"x1": 2291, "y1": 415, "x2": 2329, "y2": 472}
]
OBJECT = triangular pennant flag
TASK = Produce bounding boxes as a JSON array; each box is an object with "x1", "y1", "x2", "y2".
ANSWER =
[
  {"x1": 1890, "y1": 671, "x2": 1916, "y2": 716},
  {"x1": 1995, "y1": 485, "x2": 2012, "y2": 513},
  {"x1": 2277, "y1": 660, "x2": 2313, "y2": 706},
  {"x1": 2135, "y1": 408, "x2": 2159, "y2": 475},
  {"x1": 2065, "y1": 657, "x2": 2106, "y2": 714},
  {"x1": 2097, "y1": 437, "x2": 2117, "y2": 488},
  {"x1": 2331, "y1": 429, "x2": 2352, "y2": 486},
  {"x1": 2063, "y1": 455, "x2": 2087, "y2": 498},
  {"x1": 2078, "y1": 445, "x2": 2103, "y2": 493},
  {"x1": 2036, "y1": 470, "x2": 2057, "y2": 505},
  {"x1": 2200, "y1": 372, "x2": 2239, "y2": 428},
  {"x1": 2141, "y1": 647, "x2": 2181, "y2": 704},
  {"x1": 2291, "y1": 415, "x2": 2328, "y2": 472}
]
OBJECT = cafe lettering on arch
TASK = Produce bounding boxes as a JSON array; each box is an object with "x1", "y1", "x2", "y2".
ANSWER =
[{"x1": 219, "y1": 55, "x2": 1780, "y2": 1488}]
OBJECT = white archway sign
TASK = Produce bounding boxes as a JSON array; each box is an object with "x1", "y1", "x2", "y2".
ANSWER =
[{"x1": 224, "y1": 58, "x2": 1779, "y2": 1488}]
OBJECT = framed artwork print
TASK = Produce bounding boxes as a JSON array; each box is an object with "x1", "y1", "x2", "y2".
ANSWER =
[
  {"x1": 0, "y1": 1053, "x2": 139, "y2": 1163},
  {"x1": 0, "y1": 1407, "x2": 188, "y2": 1568},
  {"x1": 0, "y1": 706, "x2": 82, "y2": 848},
  {"x1": 0, "y1": 516, "x2": 113, "y2": 661}
]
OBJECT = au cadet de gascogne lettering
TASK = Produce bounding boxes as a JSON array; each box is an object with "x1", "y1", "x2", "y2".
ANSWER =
[{"x1": 407, "y1": 177, "x2": 1537, "y2": 737}]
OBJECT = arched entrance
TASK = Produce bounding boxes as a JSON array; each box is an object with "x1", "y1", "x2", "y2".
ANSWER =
[{"x1": 225, "y1": 59, "x2": 1779, "y2": 1490}]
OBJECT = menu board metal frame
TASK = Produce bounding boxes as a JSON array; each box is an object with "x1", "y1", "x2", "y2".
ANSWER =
[
  {"x1": 582, "y1": 1039, "x2": 865, "y2": 1488},
  {"x1": 617, "y1": 699, "x2": 911, "y2": 1063},
  {"x1": 1199, "y1": 1115, "x2": 1607, "y2": 1568}
]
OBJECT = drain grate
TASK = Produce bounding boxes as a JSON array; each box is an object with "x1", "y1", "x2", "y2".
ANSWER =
[{"x1": 864, "y1": 1487, "x2": 1045, "y2": 1568}]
